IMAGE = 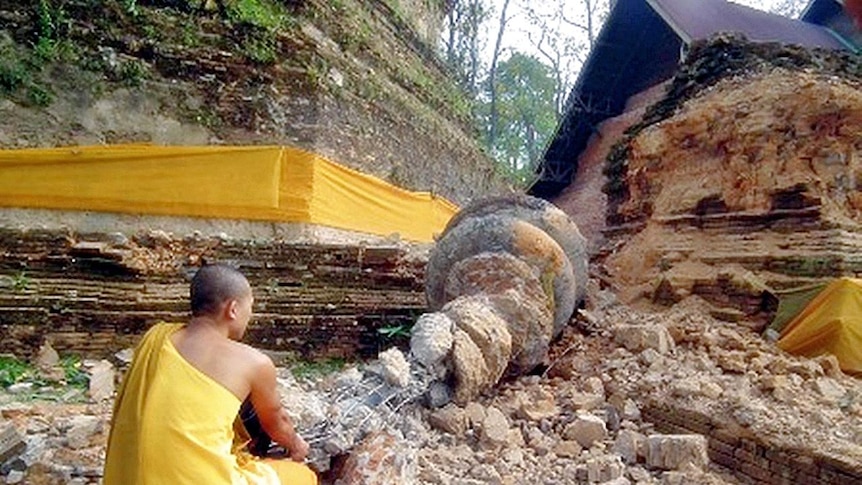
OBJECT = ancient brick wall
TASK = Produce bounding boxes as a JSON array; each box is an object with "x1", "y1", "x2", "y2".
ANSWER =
[
  {"x1": 643, "y1": 402, "x2": 862, "y2": 485},
  {"x1": 0, "y1": 228, "x2": 427, "y2": 359}
]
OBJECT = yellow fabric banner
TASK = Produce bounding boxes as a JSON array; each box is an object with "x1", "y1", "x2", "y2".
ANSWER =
[
  {"x1": 778, "y1": 277, "x2": 862, "y2": 375},
  {"x1": 0, "y1": 145, "x2": 457, "y2": 242}
]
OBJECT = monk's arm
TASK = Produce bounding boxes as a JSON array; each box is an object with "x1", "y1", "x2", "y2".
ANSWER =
[{"x1": 249, "y1": 356, "x2": 309, "y2": 461}]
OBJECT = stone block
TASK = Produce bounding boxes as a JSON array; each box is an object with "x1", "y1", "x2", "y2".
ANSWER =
[
  {"x1": 563, "y1": 414, "x2": 607, "y2": 449},
  {"x1": 450, "y1": 329, "x2": 490, "y2": 405},
  {"x1": 814, "y1": 377, "x2": 845, "y2": 403},
  {"x1": 0, "y1": 422, "x2": 26, "y2": 463},
  {"x1": 65, "y1": 416, "x2": 102, "y2": 450},
  {"x1": 741, "y1": 461, "x2": 774, "y2": 482},
  {"x1": 428, "y1": 405, "x2": 467, "y2": 436},
  {"x1": 614, "y1": 325, "x2": 674, "y2": 354},
  {"x1": 480, "y1": 406, "x2": 510, "y2": 448},
  {"x1": 646, "y1": 434, "x2": 708, "y2": 471},
  {"x1": 586, "y1": 456, "x2": 624, "y2": 483},
  {"x1": 88, "y1": 359, "x2": 116, "y2": 402},
  {"x1": 569, "y1": 392, "x2": 605, "y2": 411},
  {"x1": 553, "y1": 440, "x2": 582, "y2": 459},
  {"x1": 5, "y1": 469, "x2": 24, "y2": 484},
  {"x1": 517, "y1": 388, "x2": 558, "y2": 422},
  {"x1": 378, "y1": 348, "x2": 410, "y2": 388},
  {"x1": 464, "y1": 402, "x2": 487, "y2": 429},
  {"x1": 710, "y1": 449, "x2": 736, "y2": 469},
  {"x1": 334, "y1": 431, "x2": 417, "y2": 485},
  {"x1": 445, "y1": 296, "x2": 512, "y2": 398},
  {"x1": 816, "y1": 354, "x2": 843, "y2": 378},
  {"x1": 409, "y1": 312, "x2": 454, "y2": 368},
  {"x1": 613, "y1": 429, "x2": 645, "y2": 464}
]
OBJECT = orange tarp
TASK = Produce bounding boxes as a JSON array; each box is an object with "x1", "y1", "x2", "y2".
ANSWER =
[
  {"x1": 0, "y1": 145, "x2": 457, "y2": 242},
  {"x1": 777, "y1": 277, "x2": 862, "y2": 375}
]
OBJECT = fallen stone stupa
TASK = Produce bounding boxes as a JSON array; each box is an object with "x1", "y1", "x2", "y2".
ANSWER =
[{"x1": 296, "y1": 195, "x2": 589, "y2": 476}]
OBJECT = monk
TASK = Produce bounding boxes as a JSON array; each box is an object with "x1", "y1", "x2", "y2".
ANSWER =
[{"x1": 104, "y1": 264, "x2": 318, "y2": 485}]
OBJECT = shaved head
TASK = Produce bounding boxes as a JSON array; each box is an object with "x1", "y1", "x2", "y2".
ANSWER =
[{"x1": 190, "y1": 264, "x2": 251, "y2": 317}]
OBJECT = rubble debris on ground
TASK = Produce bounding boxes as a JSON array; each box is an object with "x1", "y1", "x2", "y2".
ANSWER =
[{"x1": 7, "y1": 285, "x2": 862, "y2": 484}]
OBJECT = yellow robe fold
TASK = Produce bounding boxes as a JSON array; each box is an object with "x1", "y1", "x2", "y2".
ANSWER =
[{"x1": 103, "y1": 323, "x2": 317, "y2": 485}]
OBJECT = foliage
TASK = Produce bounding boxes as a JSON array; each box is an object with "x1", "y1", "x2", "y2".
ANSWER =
[
  {"x1": 60, "y1": 355, "x2": 90, "y2": 389},
  {"x1": 223, "y1": 0, "x2": 293, "y2": 64},
  {"x1": 522, "y1": 0, "x2": 610, "y2": 116},
  {"x1": 0, "y1": 355, "x2": 33, "y2": 388},
  {"x1": 0, "y1": 0, "x2": 81, "y2": 107},
  {"x1": 226, "y1": 0, "x2": 287, "y2": 30},
  {"x1": 0, "y1": 59, "x2": 29, "y2": 96},
  {"x1": 119, "y1": 59, "x2": 150, "y2": 87},
  {"x1": 439, "y1": 0, "x2": 614, "y2": 184},
  {"x1": 326, "y1": 0, "x2": 374, "y2": 52},
  {"x1": 377, "y1": 323, "x2": 412, "y2": 340},
  {"x1": 440, "y1": 0, "x2": 489, "y2": 96},
  {"x1": 289, "y1": 357, "x2": 346, "y2": 380},
  {"x1": 11, "y1": 271, "x2": 32, "y2": 292},
  {"x1": 480, "y1": 52, "x2": 558, "y2": 186},
  {"x1": 0, "y1": 353, "x2": 89, "y2": 393},
  {"x1": 27, "y1": 84, "x2": 54, "y2": 106},
  {"x1": 240, "y1": 30, "x2": 278, "y2": 64},
  {"x1": 0, "y1": 52, "x2": 54, "y2": 107},
  {"x1": 37, "y1": 0, "x2": 71, "y2": 43},
  {"x1": 121, "y1": 0, "x2": 139, "y2": 16}
]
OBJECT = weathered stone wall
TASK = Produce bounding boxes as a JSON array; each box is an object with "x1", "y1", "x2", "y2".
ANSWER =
[
  {"x1": 390, "y1": 0, "x2": 446, "y2": 45},
  {"x1": 597, "y1": 35, "x2": 862, "y2": 323},
  {"x1": 552, "y1": 81, "x2": 669, "y2": 255},
  {"x1": 0, "y1": 0, "x2": 512, "y2": 360},
  {"x1": 0, "y1": 0, "x2": 509, "y2": 206},
  {"x1": 0, "y1": 226, "x2": 428, "y2": 359},
  {"x1": 643, "y1": 402, "x2": 862, "y2": 485}
]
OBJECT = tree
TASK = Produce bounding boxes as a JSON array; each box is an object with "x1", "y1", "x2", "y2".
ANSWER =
[
  {"x1": 483, "y1": 52, "x2": 558, "y2": 184},
  {"x1": 438, "y1": 1, "x2": 612, "y2": 184},
  {"x1": 521, "y1": 0, "x2": 610, "y2": 116},
  {"x1": 441, "y1": 0, "x2": 489, "y2": 96},
  {"x1": 486, "y1": 0, "x2": 512, "y2": 149}
]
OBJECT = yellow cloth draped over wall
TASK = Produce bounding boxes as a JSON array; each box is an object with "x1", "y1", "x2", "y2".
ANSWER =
[
  {"x1": 0, "y1": 145, "x2": 457, "y2": 242},
  {"x1": 777, "y1": 277, "x2": 862, "y2": 375},
  {"x1": 103, "y1": 323, "x2": 317, "y2": 485}
]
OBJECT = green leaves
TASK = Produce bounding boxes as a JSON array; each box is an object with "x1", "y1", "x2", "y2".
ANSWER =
[
  {"x1": 289, "y1": 358, "x2": 346, "y2": 380},
  {"x1": 377, "y1": 323, "x2": 412, "y2": 340},
  {"x1": 482, "y1": 52, "x2": 558, "y2": 186},
  {"x1": 60, "y1": 355, "x2": 90, "y2": 390},
  {"x1": 226, "y1": 0, "x2": 288, "y2": 31},
  {"x1": 0, "y1": 355, "x2": 32, "y2": 389}
]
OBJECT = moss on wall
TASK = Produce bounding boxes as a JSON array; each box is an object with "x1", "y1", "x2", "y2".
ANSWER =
[{"x1": 0, "y1": 0, "x2": 509, "y2": 205}]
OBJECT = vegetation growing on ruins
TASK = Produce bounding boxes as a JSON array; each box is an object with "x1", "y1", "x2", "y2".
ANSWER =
[{"x1": 0, "y1": 354, "x2": 89, "y2": 399}]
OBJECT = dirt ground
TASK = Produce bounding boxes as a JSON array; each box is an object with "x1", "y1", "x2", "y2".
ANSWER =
[{"x1": 2, "y1": 280, "x2": 860, "y2": 484}]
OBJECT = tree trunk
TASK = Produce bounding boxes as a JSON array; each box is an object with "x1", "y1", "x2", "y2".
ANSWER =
[{"x1": 487, "y1": 0, "x2": 511, "y2": 149}]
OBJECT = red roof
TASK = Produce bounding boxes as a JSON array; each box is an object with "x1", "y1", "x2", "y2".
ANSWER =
[{"x1": 650, "y1": 0, "x2": 845, "y2": 49}]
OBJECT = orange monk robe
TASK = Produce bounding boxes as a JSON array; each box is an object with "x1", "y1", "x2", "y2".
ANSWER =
[{"x1": 103, "y1": 323, "x2": 317, "y2": 485}]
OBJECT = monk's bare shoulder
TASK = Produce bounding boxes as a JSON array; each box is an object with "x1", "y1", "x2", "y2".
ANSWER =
[{"x1": 227, "y1": 340, "x2": 274, "y2": 371}]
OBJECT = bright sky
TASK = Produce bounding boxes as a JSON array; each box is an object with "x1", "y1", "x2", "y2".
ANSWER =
[
  {"x1": 493, "y1": 0, "x2": 805, "y2": 54},
  {"x1": 484, "y1": 0, "x2": 808, "y2": 93}
]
